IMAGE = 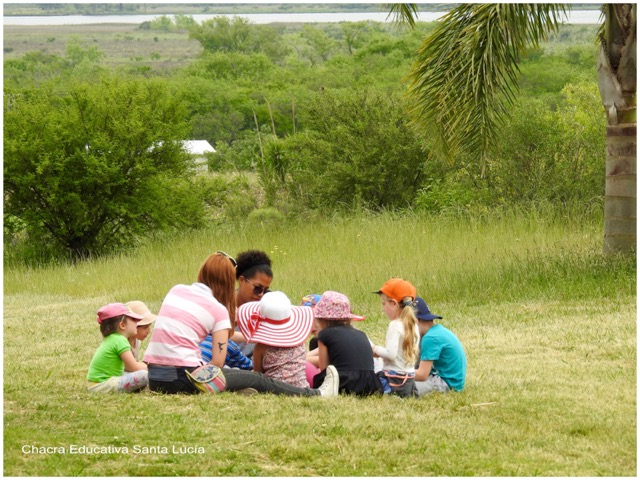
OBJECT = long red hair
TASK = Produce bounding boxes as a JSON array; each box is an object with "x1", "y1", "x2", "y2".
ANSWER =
[{"x1": 197, "y1": 252, "x2": 237, "y2": 328}]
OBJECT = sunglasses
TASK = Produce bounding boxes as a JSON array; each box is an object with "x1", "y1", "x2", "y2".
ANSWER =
[
  {"x1": 215, "y1": 250, "x2": 237, "y2": 268},
  {"x1": 242, "y1": 276, "x2": 270, "y2": 296}
]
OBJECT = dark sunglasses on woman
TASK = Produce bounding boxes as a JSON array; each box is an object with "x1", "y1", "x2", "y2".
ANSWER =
[{"x1": 242, "y1": 276, "x2": 270, "y2": 296}]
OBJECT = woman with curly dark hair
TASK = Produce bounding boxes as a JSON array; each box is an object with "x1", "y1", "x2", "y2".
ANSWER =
[
  {"x1": 234, "y1": 249, "x2": 273, "y2": 306},
  {"x1": 200, "y1": 249, "x2": 273, "y2": 365}
]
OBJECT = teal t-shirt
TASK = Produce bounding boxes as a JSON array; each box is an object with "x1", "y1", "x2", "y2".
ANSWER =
[
  {"x1": 420, "y1": 324, "x2": 467, "y2": 391},
  {"x1": 87, "y1": 333, "x2": 131, "y2": 383}
]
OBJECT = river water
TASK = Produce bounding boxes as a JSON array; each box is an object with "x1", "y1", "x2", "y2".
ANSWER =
[{"x1": 3, "y1": 10, "x2": 602, "y2": 26}]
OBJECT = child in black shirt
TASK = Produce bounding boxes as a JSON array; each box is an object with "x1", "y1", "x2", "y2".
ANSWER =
[{"x1": 312, "y1": 291, "x2": 383, "y2": 396}]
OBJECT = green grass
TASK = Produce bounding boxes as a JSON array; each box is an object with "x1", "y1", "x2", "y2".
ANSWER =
[{"x1": 3, "y1": 212, "x2": 636, "y2": 476}]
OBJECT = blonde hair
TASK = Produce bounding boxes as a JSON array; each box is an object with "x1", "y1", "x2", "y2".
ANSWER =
[
  {"x1": 399, "y1": 296, "x2": 418, "y2": 365},
  {"x1": 197, "y1": 252, "x2": 237, "y2": 329}
]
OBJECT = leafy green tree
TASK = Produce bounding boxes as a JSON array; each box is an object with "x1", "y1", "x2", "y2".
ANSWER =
[
  {"x1": 65, "y1": 36, "x2": 105, "y2": 66},
  {"x1": 300, "y1": 25, "x2": 339, "y2": 63},
  {"x1": 262, "y1": 89, "x2": 430, "y2": 211},
  {"x1": 4, "y1": 76, "x2": 205, "y2": 261},
  {"x1": 340, "y1": 21, "x2": 372, "y2": 55},
  {"x1": 392, "y1": 3, "x2": 636, "y2": 253},
  {"x1": 188, "y1": 16, "x2": 290, "y2": 62},
  {"x1": 489, "y1": 83, "x2": 605, "y2": 205},
  {"x1": 174, "y1": 14, "x2": 198, "y2": 30},
  {"x1": 3, "y1": 52, "x2": 68, "y2": 88},
  {"x1": 188, "y1": 16, "x2": 253, "y2": 52},
  {"x1": 149, "y1": 15, "x2": 174, "y2": 32}
]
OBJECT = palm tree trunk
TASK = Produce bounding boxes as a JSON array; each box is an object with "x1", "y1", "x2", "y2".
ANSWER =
[
  {"x1": 599, "y1": 4, "x2": 636, "y2": 254},
  {"x1": 604, "y1": 124, "x2": 636, "y2": 253}
]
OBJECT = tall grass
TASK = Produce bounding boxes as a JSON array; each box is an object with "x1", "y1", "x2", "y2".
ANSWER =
[
  {"x1": 4, "y1": 211, "x2": 636, "y2": 476},
  {"x1": 4, "y1": 206, "x2": 626, "y2": 308}
]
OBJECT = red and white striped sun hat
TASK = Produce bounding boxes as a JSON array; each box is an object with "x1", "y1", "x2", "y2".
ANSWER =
[{"x1": 236, "y1": 291, "x2": 314, "y2": 348}]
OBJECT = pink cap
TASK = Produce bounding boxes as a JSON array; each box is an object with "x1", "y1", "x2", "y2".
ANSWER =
[{"x1": 96, "y1": 303, "x2": 145, "y2": 324}]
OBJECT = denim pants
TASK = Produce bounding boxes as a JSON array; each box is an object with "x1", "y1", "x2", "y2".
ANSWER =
[
  {"x1": 148, "y1": 364, "x2": 320, "y2": 396},
  {"x1": 415, "y1": 374, "x2": 450, "y2": 396},
  {"x1": 223, "y1": 368, "x2": 320, "y2": 396},
  {"x1": 378, "y1": 371, "x2": 417, "y2": 398}
]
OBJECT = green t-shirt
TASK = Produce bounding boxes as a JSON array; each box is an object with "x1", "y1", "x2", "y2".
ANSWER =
[{"x1": 87, "y1": 333, "x2": 131, "y2": 383}]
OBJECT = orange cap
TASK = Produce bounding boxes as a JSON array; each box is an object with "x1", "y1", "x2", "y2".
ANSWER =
[{"x1": 374, "y1": 278, "x2": 416, "y2": 302}]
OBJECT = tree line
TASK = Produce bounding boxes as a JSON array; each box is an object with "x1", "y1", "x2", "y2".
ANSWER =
[{"x1": 3, "y1": 16, "x2": 604, "y2": 264}]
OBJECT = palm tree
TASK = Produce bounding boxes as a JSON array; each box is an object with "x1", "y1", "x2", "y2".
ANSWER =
[{"x1": 389, "y1": 3, "x2": 636, "y2": 254}]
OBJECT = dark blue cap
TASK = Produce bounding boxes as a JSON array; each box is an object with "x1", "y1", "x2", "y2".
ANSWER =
[{"x1": 414, "y1": 297, "x2": 442, "y2": 321}]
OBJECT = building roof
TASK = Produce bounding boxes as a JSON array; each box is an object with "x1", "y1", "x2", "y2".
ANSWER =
[{"x1": 182, "y1": 140, "x2": 216, "y2": 155}]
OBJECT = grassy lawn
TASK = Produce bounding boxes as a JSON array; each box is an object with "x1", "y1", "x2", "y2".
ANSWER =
[{"x1": 3, "y1": 212, "x2": 636, "y2": 476}]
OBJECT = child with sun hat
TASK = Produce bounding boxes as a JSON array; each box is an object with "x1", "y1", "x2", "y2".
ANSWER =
[
  {"x1": 312, "y1": 291, "x2": 384, "y2": 396},
  {"x1": 236, "y1": 291, "x2": 314, "y2": 388}
]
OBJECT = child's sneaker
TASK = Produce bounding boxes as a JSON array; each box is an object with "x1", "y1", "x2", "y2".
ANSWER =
[{"x1": 317, "y1": 365, "x2": 339, "y2": 397}]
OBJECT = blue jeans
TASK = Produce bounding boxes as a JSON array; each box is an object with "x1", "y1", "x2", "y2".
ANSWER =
[
  {"x1": 415, "y1": 374, "x2": 450, "y2": 396},
  {"x1": 148, "y1": 364, "x2": 320, "y2": 396},
  {"x1": 223, "y1": 368, "x2": 320, "y2": 396},
  {"x1": 378, "y1": 371, "x2": 417, "y2": 398}
]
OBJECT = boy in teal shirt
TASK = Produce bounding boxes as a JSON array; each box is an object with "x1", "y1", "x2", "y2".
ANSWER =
[{"x1": 414, "y1": 297, "x2": 467, "y2": 395}]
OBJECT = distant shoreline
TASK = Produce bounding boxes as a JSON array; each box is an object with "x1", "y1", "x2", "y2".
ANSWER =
[{"x1": 3, "y1": 10, "x2": 603, "y2": 26}]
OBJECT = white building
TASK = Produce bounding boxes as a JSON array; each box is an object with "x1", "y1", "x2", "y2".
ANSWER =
[{"x1": 182, "y1": 140, "x2": 216, "y2": 171}]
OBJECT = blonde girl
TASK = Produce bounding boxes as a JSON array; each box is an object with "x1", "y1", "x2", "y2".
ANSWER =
[
  {"x1": 125, "y1": 300, "x2": 157, "y2": 361},
  {"x1": 371, "y1": 278, "x2": 420, "y2": 397}
]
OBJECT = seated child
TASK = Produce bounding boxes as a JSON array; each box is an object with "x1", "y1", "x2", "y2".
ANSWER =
[
  {"x1": 236, "y1": 291, "x2": 314, "y2": 389},
  {"x1": 87, "y1": 303, "x2": 149, "y2": 393},
  {"x1": 371, "y1": 278, "x2": 421, "y2": 398},
  {"x1": 125, "y1": 300, "x2": 157, "y2": 361},
  {"x1": 302, "y1": 294, "x2": 322, "y2": 357},
  {"x1": 302, "y1": 294, "x2": 322, "y2": 386},
  {"x1": 413, "y1": 297, "x2": 467, "y2": 395},
  {"x1": 200, "y1": 336, "x2": 253, "y2": 370},
  {"x1": 312, "y1": 291, "x2": 383, "y2": 396}
]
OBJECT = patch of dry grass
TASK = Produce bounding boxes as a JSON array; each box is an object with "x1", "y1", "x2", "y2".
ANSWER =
[{"x1": 3, "y1": 24, "x2": 202, "y2": 72}]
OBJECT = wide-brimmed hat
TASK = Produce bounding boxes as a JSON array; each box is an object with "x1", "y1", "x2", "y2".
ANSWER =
[
  {"x1": 236, "y1": 291, "x2": 314, "y2": 347},
  {"x1": 125, "y1": 300, "x2": 157, "y2": 326},
  {"x1": 414, "y1": 297, "x2": 442, "y2": 321},
  {"x1": 96, "y1": 303, "x2": 144, "y2": 324},
  {"x1": 313, "y1": 291, "x2": 365, "y2": 321},
  {"x1": 373, "y1": 278, "x2": 416, "y2": 303}
]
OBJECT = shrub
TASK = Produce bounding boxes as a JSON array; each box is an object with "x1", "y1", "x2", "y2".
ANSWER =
[
  {"x1": 196, "y1": 173, "x2": 260, "y2": 221},
  {"x1": 261, "y1": 89, "x2": 431, "y2": 211},
  {"x1": 247, "y1": 207, "x2": 286, "y2": 225},
  {"x1": 4, "y1": 76, "x2": 200, "y2": 261}
]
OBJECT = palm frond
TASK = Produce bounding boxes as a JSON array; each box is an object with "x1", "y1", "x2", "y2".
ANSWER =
[
  {"x1": 406, "y1": 3, "x2": 569, "y2": 168},
  {"x1": 386, "y1": 3, "x2": 419, "y2": 29}
]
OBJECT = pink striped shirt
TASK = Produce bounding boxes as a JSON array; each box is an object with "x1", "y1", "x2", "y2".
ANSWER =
[{"x1": 143, "y1": 283, "x2": 231, "y2": 367}]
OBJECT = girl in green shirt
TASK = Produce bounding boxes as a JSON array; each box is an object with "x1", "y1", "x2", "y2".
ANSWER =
[{"x1": 87, "y1": 303, "x2": 149, "y2": 393}]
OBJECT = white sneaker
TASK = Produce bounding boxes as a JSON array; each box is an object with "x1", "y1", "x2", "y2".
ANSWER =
[{"x1": 318, "y1": 365, "x2": 339, "y2": 397}]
